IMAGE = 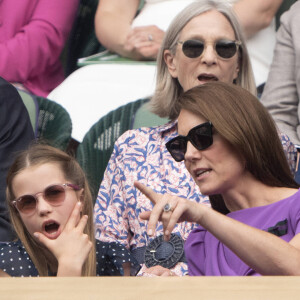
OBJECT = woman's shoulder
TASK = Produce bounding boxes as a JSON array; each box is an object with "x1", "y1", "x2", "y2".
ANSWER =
[{"x1": 0, "y1": 240, "x2": 38, "y2": 277}]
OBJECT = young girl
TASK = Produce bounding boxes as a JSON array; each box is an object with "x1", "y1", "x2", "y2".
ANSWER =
[{"x1": 0, "y1": 144, "x2": 139, "y2": 276}]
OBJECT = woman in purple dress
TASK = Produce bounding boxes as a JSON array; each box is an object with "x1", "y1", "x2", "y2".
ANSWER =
[{"x1": 135, "y1": 81, "x2": 300, "y2": 276}]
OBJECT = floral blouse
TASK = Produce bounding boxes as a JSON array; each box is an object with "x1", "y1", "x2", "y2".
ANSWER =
[{"x1": 94, "y1": 121, "x2": 297, "y2": 276}]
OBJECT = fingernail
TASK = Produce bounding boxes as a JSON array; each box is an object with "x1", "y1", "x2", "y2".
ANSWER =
[
  {"x1": 33, "y1": 233, "x2": 39, "y2": 238},
  {"x1": 148, "y1": 229, "x2": 153, "y2": 236}
]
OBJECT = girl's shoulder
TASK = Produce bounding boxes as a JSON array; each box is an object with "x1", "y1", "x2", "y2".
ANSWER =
[{"x1": 0, "y1": 240, "x2": 38, "y2": 277}]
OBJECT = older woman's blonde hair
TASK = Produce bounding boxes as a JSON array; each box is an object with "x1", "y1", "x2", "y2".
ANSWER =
[
  {"x1": 6, "y1": 144, "x2": 96, "y2": 276},
  {"x1": 177, "y1": 82, "x2": 298, "y2": 212},
  {"x1": 150, "y1": 0, "x2": 256, "y2": 120}
]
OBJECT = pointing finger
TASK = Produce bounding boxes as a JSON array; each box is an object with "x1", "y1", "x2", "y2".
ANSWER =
[{"x1": 134, "y1": 181, "x2": 161, "y2": 205}]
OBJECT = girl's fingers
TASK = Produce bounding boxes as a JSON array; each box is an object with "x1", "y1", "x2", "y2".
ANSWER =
[
  {"x1": 65, "y1": 201, "x2": 82, "y2": 229},
  {"x1": 34, "y1": 232, "x2": 51, "y2": 249},
  {"x1": 75, "y1": 215, "x2": 88, "y2": 232}
]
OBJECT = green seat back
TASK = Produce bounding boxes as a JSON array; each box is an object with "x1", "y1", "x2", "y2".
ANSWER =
[
  {"x1": 76, "y1": 98, "x2": 147, "y2": 201},
  {"x1": 36, "y1": 96, "x2": 72, "y2": 151},
  {"x1": 17, "y1": 89, "x2": 39, "y2": 136},
  {"x1": 132, "y1": 102, "x2": 169, "y2": 129}
]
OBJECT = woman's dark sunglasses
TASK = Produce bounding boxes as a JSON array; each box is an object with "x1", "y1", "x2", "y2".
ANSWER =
[
  {"x1": 178, "y1": 39, "x2": 241, "y2": 59},
  {"x1": 166, "y1": 122, "x2": 213, "y2": 162},
  {"x1": 11, "y1": 183, "x2": 81, "y2": 215}
]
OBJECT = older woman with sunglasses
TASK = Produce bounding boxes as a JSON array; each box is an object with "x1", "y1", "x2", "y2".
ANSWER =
[
  {"x1": 135, "y1": 81, "x2": 300, "y2": 276},
  {"x1": 0, "y1": 144, "x2": 139, "y2": 277},
  {"x1": 94, "y1": 1, "x2": 296, "y2": 277}
]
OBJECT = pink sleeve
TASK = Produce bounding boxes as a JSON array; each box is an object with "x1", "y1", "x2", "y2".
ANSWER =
[{"x1": 0, "y1": 0, "x2": 79, "y2": 82}]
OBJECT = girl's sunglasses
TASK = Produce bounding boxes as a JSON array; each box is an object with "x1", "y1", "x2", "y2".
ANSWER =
[
  {"x1": 11, "y1": 183, "x2": 81, "y2": 215},
  {"x1": 166, "y1": 122, "x2": 213, "y2": 162},
  {"x1": 178, "y1": 39, "x2": 241, "y2": 59}
]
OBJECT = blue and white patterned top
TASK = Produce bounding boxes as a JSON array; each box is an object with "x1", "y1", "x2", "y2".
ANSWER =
[{"x1": 94, "y1": 121, "x2": 297, "y2": 276}]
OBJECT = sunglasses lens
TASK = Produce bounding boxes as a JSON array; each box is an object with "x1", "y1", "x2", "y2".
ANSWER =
[
  {"x1": 44, "y1": 185, "x2": 66, "y2": 204},
  {"x1": 182, "y1": 40, "x2": 204, "y2": 58},
  {"x1": 166, "y1": 123, "x2": 213, "y2": 162},
  {"x1": 17, "y1": 196, "x2": 36, "y2": 214},
  {"x1": 166, "y1": 137, "x2": 187, "y2": 162},
  {"x1": 190, "y1": 124, "x2": 213, "y2": 150},
  {"x1": 216, "y1": 40, "x2": 237, "y2": 59}
]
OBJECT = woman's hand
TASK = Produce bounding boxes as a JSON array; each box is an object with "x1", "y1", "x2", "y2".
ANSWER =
[
  {"x1": 34, "y1": 202, "x2": 92, "y2": 276},
  {"x1": 135, "y1": 181, "x2": 202, "y2": 241},
  {"x1": 124, "y1": 25, "x2": 165, "y2": 60},
  {"x1": 144, "y1": 265, "x2": 177, "y2": 276}
]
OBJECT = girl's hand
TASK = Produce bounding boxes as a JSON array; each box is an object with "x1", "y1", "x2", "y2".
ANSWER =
[
  {"x1": 34, "y1": 202, "x2": 92, "y2": 276},
  {"x1": 134, "y1": 181, "x2": 202, "y2": 241}
]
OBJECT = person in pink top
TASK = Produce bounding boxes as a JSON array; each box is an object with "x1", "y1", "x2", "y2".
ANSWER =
[{"x1": 0, "y1": 0, "x2": 79, "y2": 97}]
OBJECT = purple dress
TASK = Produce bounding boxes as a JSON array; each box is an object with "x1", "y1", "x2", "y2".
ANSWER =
[{"x1": 185, "y1": 189, "x2": 300, "y2": 276}]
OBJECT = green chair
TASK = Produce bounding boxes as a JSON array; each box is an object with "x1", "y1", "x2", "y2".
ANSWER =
[
  {"x1": 36, "y1": 96, "x2": 72, "y2": 151},
  {"x1": 17, "y1": 89, "x2": 39, "y2": 136},
  {"x1": 76, "y1": 98, "x2": 149, "y2": 201},
  {"x1": 132, "y1": 102, "x2": 169, "y2": 129}
]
